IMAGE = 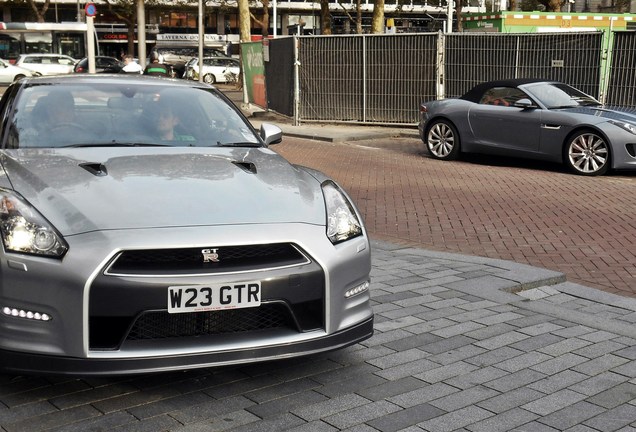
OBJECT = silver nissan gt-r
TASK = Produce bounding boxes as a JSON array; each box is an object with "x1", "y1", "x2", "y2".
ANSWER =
[{"x1": 0, "y1": 75, "x2": 373, "y2": 375}]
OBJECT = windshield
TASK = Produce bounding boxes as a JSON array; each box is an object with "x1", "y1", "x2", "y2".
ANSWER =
[
  {"x1": 5, "y1": 82, "x2": 261, "y2": 149},
  {"x1": 525, "y1": 82, "x2": 601, "y2": 109}
]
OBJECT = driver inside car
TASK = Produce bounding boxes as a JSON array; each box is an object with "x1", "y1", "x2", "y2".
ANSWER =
[
  {"x1": 30, "y1": 90, "x2": 93, "y2": 145},
  {"x1": 33, "y1": 90, "x2": 75, "y2": 129}
]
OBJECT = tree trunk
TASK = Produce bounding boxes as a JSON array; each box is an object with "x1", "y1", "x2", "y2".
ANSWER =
[
  {"x1": 356, "y1": 0, "x2": 362, "y2": 33},
  {"x1": 28, "y1": 0, "x2": 51, "y2": 23},
  {"x1": 127, "y1": 24, "x2": 136, "y2": 57},
  {"x1": 261, "y1": 0, "x2": 270, "y2": 37},
  {"x1": 371, "y1": 0, "x2": 385, "y2": 34},
  {"x1": 320, "y1": 0, "x2": 332, "y2": 35},
  {"x1": 238, "y1": 0, "x2": 252, "y2": 42},
  {"x1": 455, "y1": 1, "x2": 463, "y2": 32}
]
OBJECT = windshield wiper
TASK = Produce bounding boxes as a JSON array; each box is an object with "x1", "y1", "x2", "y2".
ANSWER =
[
  {"x1": 62, "y1": 142, "x2": 172, "y2": 148},
  {"x1": 216, "y1": 141, "x2": 262, "y2": 147}
]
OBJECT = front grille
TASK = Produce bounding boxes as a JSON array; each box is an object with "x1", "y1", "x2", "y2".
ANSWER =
[
  {"x1": 107, "y1": 243, "x2": 308, "y2": 275},
  {"x1": 128, "y1": 303, "x2": 296, "y2": 340},
  {"x1": 90, "y1": 303, "x2": 298, "y2": 349}
]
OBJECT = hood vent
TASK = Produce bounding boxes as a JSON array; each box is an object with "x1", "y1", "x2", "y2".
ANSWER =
[
  {"x1": 79, "y1": 162, "x2": 108, "y2": 177},
  {"x1": 232, "y1": 161, "x2": 257, "y2": 174}
]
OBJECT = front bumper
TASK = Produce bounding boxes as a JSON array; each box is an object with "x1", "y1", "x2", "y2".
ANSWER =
[
  {"x1": 0, "y1": 317, "x2": 373, "y2": 376},
  {"x1": 0, "y1": 223, "x2": 373, "y2": 375}
]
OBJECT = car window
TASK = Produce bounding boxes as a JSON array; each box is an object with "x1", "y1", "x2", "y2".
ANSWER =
[
  {"x1": 5, "y1": 83, "x2": 260, "y2": 149},
  {"x1": 525, "y1": 82, "x2": 600, "y2": 108},
  {"x1": 479, "y1": 87, "x2": 527, "y2": 107}
]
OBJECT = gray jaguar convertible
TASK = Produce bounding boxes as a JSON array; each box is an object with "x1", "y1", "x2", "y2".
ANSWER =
[
  {"x1": 419, "y1": 79, "x2": 636, "y2": 176},
  {"x1": 0, "y1": 75, "x2": 373, "y2": 375}
]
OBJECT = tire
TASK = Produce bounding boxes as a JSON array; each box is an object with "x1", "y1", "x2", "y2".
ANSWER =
[
  {"x1": 564, "y1": 130, "x2": 610, "y2": 176},
  {"x1": 425, "y1": 119, "x2": 461, "y2": 160},
  {"x1": 203, "y1": 74, "x2": 216, "y2": 84}
]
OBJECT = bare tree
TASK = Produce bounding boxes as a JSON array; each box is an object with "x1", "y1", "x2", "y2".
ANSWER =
[
  {"x1": 371, "y1": 0, "x2": 385, "y2": 33},
  {"x1": 102, "y1": 0, "x2": 138, "y2": 56},
  {"x1": 337, "y1": 0, "x2": 363, "y2": 33},
  {"x1": 250, "y1": 0, "x2": 271, "y2": 37},
  {"x1": 238, "y1": 0, "x2": 252, "y2": 41},
  {"x1": 455, "y1": 0, "x2": 463, "y2": 32},
  {"x1": 536, "y1": 0, "x2": 564, "y2": 10},
  {"x1": 320, "y1": 0, "x2": 333, "y2": 35},
  {"x1": 26, "y1": 0, "x2": 51, "y2": 23}
]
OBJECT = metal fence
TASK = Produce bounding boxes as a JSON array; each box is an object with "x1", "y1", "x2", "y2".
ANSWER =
[{"x1": 262, "y1": 31, "x2": 636, "y2": 125}]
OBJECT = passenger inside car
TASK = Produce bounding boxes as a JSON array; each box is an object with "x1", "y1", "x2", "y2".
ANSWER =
[{"x1": 143, "y1": 97, "x2": 195, "y2": 142}]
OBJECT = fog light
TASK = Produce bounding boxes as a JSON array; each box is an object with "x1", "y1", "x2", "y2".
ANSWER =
[
  {"x1": 2, "y1": 306, "x2": 51, "y2": 321},
  {"x1": 345, "y1": 281, "x2": 370, "y2": 298}
]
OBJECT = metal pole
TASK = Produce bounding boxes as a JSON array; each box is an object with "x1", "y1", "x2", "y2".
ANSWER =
[
  {"x1": 273, "y1": 0, "x2": 277, "y2": 37},
  {"x1": 198, "y1": 0, "x2": 204, "y2": 82},
  {"x1": 137, "y1": 0, "x2": 147, "y2": 68},
  {"x1": 362, "y1": 35, "x2": 366, "y2": 122},
  {"x1": 87, "y1": 16, "x2": 96, "y2": 73},
  {"x1": 293, "y1": 35, "x2": 300, "y2": 126}
]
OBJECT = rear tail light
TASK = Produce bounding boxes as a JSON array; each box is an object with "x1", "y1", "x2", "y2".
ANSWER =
[{"x1": 420, "y1": 105, "x2": 428, "y2": 113}]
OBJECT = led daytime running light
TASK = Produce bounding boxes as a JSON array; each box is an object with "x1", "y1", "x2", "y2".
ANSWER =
[
  {"x1": 345, "y1": 281, "x2": 370, "y2": 298},
  {"x1": 2, "y1": 306, "x2": 51, "y2": 321}
]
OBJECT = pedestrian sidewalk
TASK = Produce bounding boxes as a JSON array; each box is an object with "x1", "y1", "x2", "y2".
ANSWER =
[{"x1": 220, "y1": 85, "x2": 420, "y2": 142}]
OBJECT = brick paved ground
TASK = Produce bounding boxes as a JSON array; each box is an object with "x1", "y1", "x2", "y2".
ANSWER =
[
  {"x1": 273, "y1": 135, "x2": 636, "y2": 298},
  {"x1": 1, "y1": 89, "x2": 635, "y2": 431},
  {"x1": 2, "y1": 242, "x2": 636, "y2": 431}
]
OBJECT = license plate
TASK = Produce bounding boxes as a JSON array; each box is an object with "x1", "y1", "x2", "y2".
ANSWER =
[{"x1": 168, "y1": 281, "x2": 261, "y2": 314}]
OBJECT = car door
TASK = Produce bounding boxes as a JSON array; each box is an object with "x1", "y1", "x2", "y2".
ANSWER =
[
  {"x1": 0, "y1": 60, "x2": 13, "y2": 84},
  {"x1": 54, "y1": 56, "x2": 76, "y2": 74},
  {"x1": 468, "y1": 86, "x2": 543, "y2": 154}
]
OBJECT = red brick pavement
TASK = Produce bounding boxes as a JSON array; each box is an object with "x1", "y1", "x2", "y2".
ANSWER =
[{"x1": 274, "y1": 136, "x2": 636, "y2": 298}]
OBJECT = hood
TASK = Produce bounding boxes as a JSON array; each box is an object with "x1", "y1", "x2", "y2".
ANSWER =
[
  {"x1": 1, "y1": 147, "x2": 325, "y2": 236},
  {"x1": 559, "y1": 105, "x2": 636, "y2": 124}
]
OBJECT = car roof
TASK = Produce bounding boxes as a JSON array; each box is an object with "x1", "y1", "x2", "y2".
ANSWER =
[
  {"x1": 15, "y1": 73, "x2": 216, "y2": 89},
  {"x1": 18, "y1": 53, "x2": 74, "y2": 58},
  {"x1": 460, "y1": 78, "x2": 551, "y2": 102}
]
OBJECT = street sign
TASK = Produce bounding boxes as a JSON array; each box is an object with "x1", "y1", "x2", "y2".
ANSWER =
[{"x1": 85, "y1": 3, "x2": 97, "y2": 18}]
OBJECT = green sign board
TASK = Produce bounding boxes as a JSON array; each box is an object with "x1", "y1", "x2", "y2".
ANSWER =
[{"x1": 241, "y1": 41, "x2": 267, "y2": 109}]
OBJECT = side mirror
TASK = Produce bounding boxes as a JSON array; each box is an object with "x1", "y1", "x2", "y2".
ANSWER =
[
  {"x1": 514, "y1": 98, "x2": 537, "y2": 109},
  {"x1": 260, "y1": 123, "x2": 283, "y2": 145}
]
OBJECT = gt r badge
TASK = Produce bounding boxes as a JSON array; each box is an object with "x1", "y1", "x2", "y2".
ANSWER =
[{"x1": 202, "y1": 248, "x2": 219, "y2": 263}]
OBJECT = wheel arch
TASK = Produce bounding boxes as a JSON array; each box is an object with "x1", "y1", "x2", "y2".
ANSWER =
[
  {"x1": 424, "y1": 116, "x2": 462, "y2": 160},
  {"x1": 561, "y1": 126, "x2": 613, "y2": 165}
]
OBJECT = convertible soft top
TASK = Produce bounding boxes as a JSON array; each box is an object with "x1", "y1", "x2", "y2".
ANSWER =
[{"x1": 460, "y1": 78, "x2": 547, "y2": 103}]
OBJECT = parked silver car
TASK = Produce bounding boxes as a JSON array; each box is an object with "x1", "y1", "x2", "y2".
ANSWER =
[
  {"x1": 14, "y1": 53, "x2": 77, "y2": 76},
  {"x1": 183, "y1": 57, "x2": 240, "y2": 83},
  {"x1": 0, "y1": 75, "x2": 373, "y2": 375},
  {"x1": 0, "y1": 58, "x2": 37, "y2": 83}
]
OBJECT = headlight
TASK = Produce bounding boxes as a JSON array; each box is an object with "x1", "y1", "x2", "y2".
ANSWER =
[
  {"x1": 0, "y1": 190, "x2": 67, "y2": 257},
  {"x1": 322, "y1": 181, "x2": 363, "y2": 244},
  {"x1": 608, "y1": 120, "x2": 636, "y2": 135}
]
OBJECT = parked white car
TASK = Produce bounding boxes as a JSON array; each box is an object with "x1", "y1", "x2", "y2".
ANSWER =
[
  {"x1": 0, "y1": 58, "x2": 37, "y2": 84},
  {"x1": 184, "y1": 57, "x2": 240, "y2": 84},
  {"x1": 14, "y1": 54, "x2": 77, "y2": 76}
]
